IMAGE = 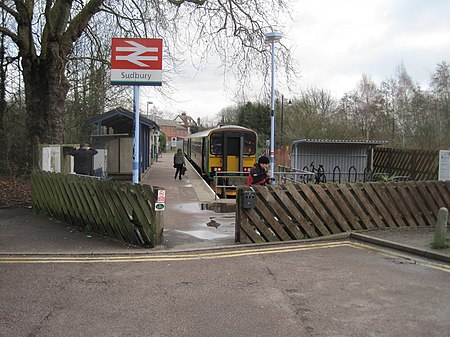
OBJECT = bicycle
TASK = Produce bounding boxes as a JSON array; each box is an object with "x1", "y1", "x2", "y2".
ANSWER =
[{"x1": 309, "y1": 161, "x2": 327, "y2": 184}]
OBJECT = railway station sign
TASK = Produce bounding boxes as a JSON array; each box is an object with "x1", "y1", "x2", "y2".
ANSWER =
[{"x1": 111, "y1": 38, "x2": 162, "y2": 86}]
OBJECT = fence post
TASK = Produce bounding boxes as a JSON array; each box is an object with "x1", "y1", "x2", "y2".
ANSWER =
[
  {"x1": 235, "y1": 188, "x2": 242, "y2": 243},
  {"x1": 433, "y1": 207, "x2": 449, "y2": 249}
]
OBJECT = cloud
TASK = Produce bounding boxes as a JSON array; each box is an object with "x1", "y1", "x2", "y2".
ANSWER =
[
  {"x1": 152, "y1": 0, "x2": 450, "y2": 120},
  {"x1": 290, "y1": 0, "x2": 450, "y2": 96}
]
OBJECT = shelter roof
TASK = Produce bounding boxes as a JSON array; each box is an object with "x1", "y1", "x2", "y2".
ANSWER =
[
  {"x1": 88, "y1": 107, "x2": 158, "y2": 133},
  {"x1": 292, "y1": 139, "x2": 387, "y2": 146}
]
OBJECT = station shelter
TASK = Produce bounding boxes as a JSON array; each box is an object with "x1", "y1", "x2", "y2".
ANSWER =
[
  {"x1": 290, "y1": 139, "x2": 387, "y2": 182},
  {"x1": 88, "y1": 107, "x2": 159, "y2": 180}
]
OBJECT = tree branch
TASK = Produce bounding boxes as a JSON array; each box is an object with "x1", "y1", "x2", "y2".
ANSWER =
[
  {"x1": 61, "y1": 0, "x2": 104, "y2": 55},
  {"x1": 168, "y1": 0, "x2": 206, "y2": 5},
  {"x1": 0, "y1": 27, "x2": 19, "y2": 44},
  {"x1": 0, "y1": 1, "x2": 19, "y2": 19}
]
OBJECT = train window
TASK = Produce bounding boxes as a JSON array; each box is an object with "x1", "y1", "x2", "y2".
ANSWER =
[
  {"x1": 244, "y1": 133, "x2": 256, "y2": 155},
  {"x1": 210, "y1": 133, "x2": 223, "y2": 155}
]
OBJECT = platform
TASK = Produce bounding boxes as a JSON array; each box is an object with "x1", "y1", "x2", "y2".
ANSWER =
[{"x1": 141, "y1": 152, "x2": 238, "y2": 250}]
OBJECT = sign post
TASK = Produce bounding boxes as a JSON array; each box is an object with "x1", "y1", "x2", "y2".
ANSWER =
[
  {"x1": 133, "y1": 86, "x2": 140, "y2": 184},
  {"x1": 111, "y1": 38, "x2": 163, "y2": 183}
]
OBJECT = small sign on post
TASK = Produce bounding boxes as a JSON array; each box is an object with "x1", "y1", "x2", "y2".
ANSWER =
[{"x1": 154, "y1": 188, "x2": 166, "y2": 211}]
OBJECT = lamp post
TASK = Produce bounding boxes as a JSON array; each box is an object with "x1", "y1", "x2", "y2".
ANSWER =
[
  {"x1": 265, "y1": 31, "x2": 283, "y2": 180},
  {"x1": 280, "y1": 95, "x2": 292, "y2": 149},
  {"x1": 146, "y1": 101, "x2": 160, "y2": 163},
  {"x1": 281, "y1": 94, "x2": 285, "y2": 149},
  {"x1": 146, "y1": 101, "x2": 153, "y2": 118},
  {"x1": 280, "y1": 95, "x2": 292, "y2": 168}
]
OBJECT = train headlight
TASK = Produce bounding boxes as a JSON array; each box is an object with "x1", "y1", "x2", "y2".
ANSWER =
[{"x1": 212, "y1": 167, "x2": 223, "y2": 172}]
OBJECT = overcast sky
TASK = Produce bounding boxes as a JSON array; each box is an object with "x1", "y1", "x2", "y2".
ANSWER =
[{"x1": 144, "y1": 0, "x2": 450, "y2": 121}]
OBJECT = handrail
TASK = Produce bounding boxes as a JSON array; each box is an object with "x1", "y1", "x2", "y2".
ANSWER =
[
  {"x1": 213, "y1": 171, "x2": 248, "y2": 199},
  {"x1": 213, "y1": 170, "x2": 317, "y2": 198}
]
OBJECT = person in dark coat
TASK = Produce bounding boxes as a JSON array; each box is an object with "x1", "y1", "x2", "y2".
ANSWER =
[
  {"x1": 173, "y1": 148, "x2": 185, "y2": 180},
  {"x1": 246, "y1": 155, "x2": 271, "y2": 186},
  {"x1": 69, "y1": 142, "x2": 98, "y2": 176}
]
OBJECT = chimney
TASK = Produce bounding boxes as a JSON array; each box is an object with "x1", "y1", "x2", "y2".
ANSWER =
[{"x1": 197, "y1": 117, "x2": 201, "y2": 126}]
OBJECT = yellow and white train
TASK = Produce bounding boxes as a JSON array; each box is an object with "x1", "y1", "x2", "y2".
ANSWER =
[{"x1": 183, "y1": 125, "x2": 258, "y2": 197}]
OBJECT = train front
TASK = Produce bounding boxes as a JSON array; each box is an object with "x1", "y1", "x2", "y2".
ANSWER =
[{"x1": 208, "y1": 126, "x2": 257, "y2": 197}]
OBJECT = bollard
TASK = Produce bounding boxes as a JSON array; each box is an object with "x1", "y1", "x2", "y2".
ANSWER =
[{"x1": 432, "y1": 207, "x2": 449, "y2": 249}]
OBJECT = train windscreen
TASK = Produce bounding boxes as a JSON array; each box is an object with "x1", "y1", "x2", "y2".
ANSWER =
[
  {"x1": 244, "y1": 132, "x2": 256, "y2": 155},
  {"x1": 210, "y1": 131, "x2": 256, "y2": 156},
  {"x1": 210, "y1": 133, "x2": 223, "y2": 155}
]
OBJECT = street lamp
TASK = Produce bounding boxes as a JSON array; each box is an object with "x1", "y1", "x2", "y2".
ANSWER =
[
  {"x1": 265, "y1": 31, "x2": 283, "y2": 180},
  {"x1": 146, "y1": 101, "x2": 153, "y2": 118},
  {"x1": 280, "y1": 94, "x2": 292, "y2": 149}
]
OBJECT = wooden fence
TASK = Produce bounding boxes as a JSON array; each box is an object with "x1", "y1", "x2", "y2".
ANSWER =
[
  {"x1": 31, "y1": 171, "x2": 163, "y2": 247},
  {"x1": 373, "y1": 147, "x2": 439, "y2": 180},
  {"x1": 235, "y1": 181, "x2": 450, "y2": 244}
]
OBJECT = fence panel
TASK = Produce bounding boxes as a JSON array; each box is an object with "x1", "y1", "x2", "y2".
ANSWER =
[
  {"x1": 236, "y1": 181, "x2": 450, "y2": 244},
  {"x1": 373, "y1": 147, "x2": 439, "y2": 180},
  {"x1": 31, "y1": 171, "x2": 163, "y2": 247}
]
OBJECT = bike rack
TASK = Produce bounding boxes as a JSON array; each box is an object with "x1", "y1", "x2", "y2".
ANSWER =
[
  {"x1": 348, "y1": 166, "x2": 357, "y2": 183},
  {"x1": 332, "y1": 166, "x2": 341, "y2": 183}
]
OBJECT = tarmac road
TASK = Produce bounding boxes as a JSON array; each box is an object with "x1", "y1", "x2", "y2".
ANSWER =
[
  {"x1": 1, "y1": 151, "x2": 450, "y2": 336},
  {"x1": 1, "y1": 239, "x2": 450, "y2": 337}
]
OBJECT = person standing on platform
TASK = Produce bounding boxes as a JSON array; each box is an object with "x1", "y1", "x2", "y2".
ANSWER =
[
  {"x1": 173, "y1": 148, "x2": 185, "y2": 180},
  {"x1": 246, "y1": 155, "x2": 271, "y2": 186},
  {"x1": 69, "y1": 142, "x2": 98, "y2": 176}
]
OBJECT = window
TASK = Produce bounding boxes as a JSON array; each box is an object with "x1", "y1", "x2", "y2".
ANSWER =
[
  {"x1": 210, "y1": 133, "x2": 222, "y2": 155},
  {"x1": 244, "y1": 133, "x2": 256, "y2": 155}
]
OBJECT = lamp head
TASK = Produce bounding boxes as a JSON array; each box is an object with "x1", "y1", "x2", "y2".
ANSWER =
[{"x1": 265, "y1": 31, "x2": 283, "y2": 43}]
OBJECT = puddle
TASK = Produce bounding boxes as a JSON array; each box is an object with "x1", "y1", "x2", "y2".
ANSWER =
[
  {"x1": 200, "y1": 202, "x2": 236, "y2": 213},
  {"x1": 174, "y1": 230, "x2": 230, "y2": 240},
  {"x1": 173, "y1": 202, "x2": 236, "y2": 214},
  {"x1": 174, "y1": 202, "x2": 202, "y2": 213}
]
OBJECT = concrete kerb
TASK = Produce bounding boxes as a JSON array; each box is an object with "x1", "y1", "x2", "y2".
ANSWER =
[
  {"x1": 350, "y1": 232, "x2": 450, "y2": 263},
  {"x1": 0, "y1": 232, "x2": 350, "y2": 257},
  {"x1": 2, "y1": 229, "x2": 448, "y2": 264}
]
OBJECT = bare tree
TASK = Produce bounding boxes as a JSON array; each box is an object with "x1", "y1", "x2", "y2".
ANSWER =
[
  {"x1": 337, "y1": 75, "x2": 384, "y2": 140},
  {"x1": 0, "y1": 0, "x2": 293, "y2": 170},
  {"x1": 430, "y1": 61, "x2": 450, "y2": 147}
]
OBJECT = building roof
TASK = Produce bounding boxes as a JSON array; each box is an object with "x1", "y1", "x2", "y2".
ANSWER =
[
  {"x1": 153, "y1": 116, "x2": 187, "y2": 130},
  {"x1": 174, "y1": 112, "x2": 197, "y2": 127}
]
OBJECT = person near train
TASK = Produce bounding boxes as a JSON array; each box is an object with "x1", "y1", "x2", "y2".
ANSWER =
[
  {"x1": 246, "y1": 155, "x2": 271, "y2": 186},
  {"x1": 173, "y1": 148, "x2": 185, "y2": 180}
]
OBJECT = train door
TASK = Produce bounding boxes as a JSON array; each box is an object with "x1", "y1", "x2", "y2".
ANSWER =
[
  {"x1": 223, "y1": 133, "x2": 243, "y2": 173},
  {"x1": 202, "y1": 137, "x2": 207, "y2": 175}
]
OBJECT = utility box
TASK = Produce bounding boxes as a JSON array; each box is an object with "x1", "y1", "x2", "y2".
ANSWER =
[
  {"x1": 241, "y1": 190, "x2": 256, "y2": 209},
  {"x1": 40, "y1": 144, "x2": 79, "y2": 173}
]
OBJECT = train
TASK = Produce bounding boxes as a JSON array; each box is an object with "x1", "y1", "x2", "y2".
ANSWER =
[{"x1": 183, "y1": 125, "x2": 258, "y2": 197}]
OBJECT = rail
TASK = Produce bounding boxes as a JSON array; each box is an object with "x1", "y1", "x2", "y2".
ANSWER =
[
  {"x1": 213, "y1": 169, "x2": 317, "y2": 199},
  {"x1": 277, "y1": 165, "x2": 316, "y2": 184},
  {"x1": 213, "y1": 171, "x2": 248, "y2": 199}
]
